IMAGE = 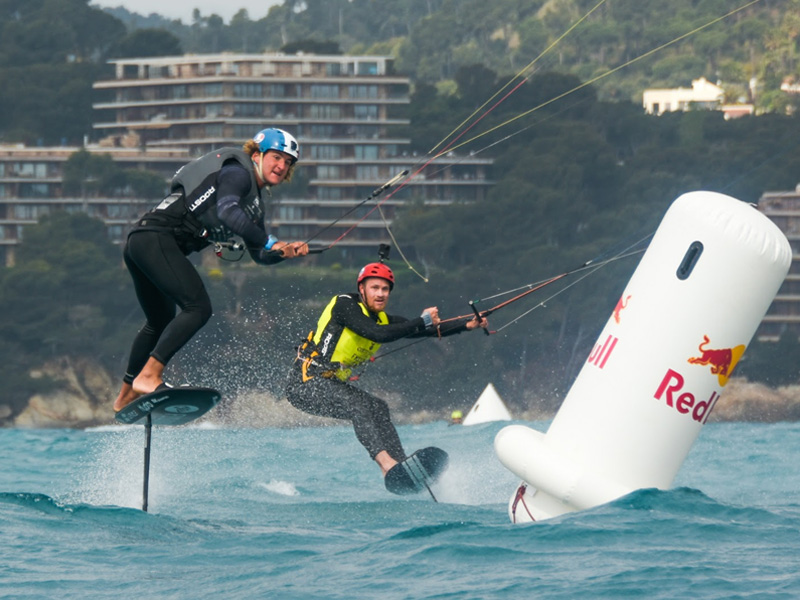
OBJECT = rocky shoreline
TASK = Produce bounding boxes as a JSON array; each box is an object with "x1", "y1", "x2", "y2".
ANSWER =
[{"x1": 3, "y1": 358, "x2": 800, "y2": 429}]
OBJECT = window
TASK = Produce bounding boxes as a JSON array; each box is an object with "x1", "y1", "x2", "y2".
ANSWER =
[
  {"x1": 317, "y1": 165, "x2": 341, "y2": 179},
  {"x1": 348, "y1": 85, "x2": 378, "y2": 99},
  {"x1": 310, "y1": 84, "x2": 339, "y2": 98},
  {"x1": 205, "y1": 83, "x2": 223, "y2": 97},
  {"x1": 309, "y1": 145, "x2": 342, "y2": 160},
  {"x1": 107, "y1": 225, "x2": 124, "y2": 240},
  {"x1": 356, "y1": 165, "x2": 379, "y2": 179},
  {"x1": 357, "y1": 62, "x2": 378, "y2": 75},
  {"x1": 107, "y1": 204, "x2": 136, "y2": 218},
  {"x1": 167, "y1": 105, "x2": 186, "y2": 119},
  {"x1": 309, "y1": 105, "x2": 342, "y2": 119},
  {"x1": 351, "y1": 125, "x2": 379, "y2": 138},
  {"x1": 277, "y1": 225, "x2": 305, "y2": 239},
  {"x1": 234, "y1": 125, "x2": 257, "y2": 138},
  {"x1": 318, "y1": 188, "x2": 342, "y2": 200},
  {"x1": 354, "y1": 145, "x2": 378, "y2": 160},
  {"x1": 14, "y1": 204, "x2": 49, "y2": 218},
  {"x1": 18, "y1": 184, "x2": 50, "y2": 198},
  {"x1": 310, "y1": 125, "x2": 334, "y2": 138},
  {"x1": 353, "y1": 105, "x2": 378, "y2": 120},
  {"x1": 234, "y1": 83, "x2": 263, "y2": 98},
  {"x1": 278, "y1": 206, "x2": 303, "y2": 220},
  {"x1": 15, "y1": 163, "x2": 47, "y2": 177},
  {"x1": 234, "y1": 103, "x2": 263, "y2": 117}
]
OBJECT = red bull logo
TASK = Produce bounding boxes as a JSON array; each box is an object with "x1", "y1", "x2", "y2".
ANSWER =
[
  {"x1": 613, "y1": 295, "x2": 631, "y2": 324},
  {"x1": 687, "y1": 335, "x2": 745, "y2": 386},
  {"x1": 587, "y1": 334, "x2": 618, "y2": 370},
  {"x1": 654, "y1": 368, "x2": 720, "y2": 424}
]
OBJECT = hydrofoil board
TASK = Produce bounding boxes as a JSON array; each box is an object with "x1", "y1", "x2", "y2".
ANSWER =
[
  {"x1": 385, "y1": 446, "x2": 448, "y2": 496},
  {"x1": 115, "y1": 386, "x2": 221, "y2": 426}
]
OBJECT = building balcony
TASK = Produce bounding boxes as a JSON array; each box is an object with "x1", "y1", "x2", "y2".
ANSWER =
[
  {"x1": 93, "y1": 96, "x2": 409, "y2": 110},
  {"x1": 92, "y1": 116, "x2": 410, "y2": 131}
]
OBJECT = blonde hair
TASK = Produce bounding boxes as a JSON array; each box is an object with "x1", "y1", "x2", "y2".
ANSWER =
[{"x1": 242, "y1": 139, "x2": 295, "y2": 183}]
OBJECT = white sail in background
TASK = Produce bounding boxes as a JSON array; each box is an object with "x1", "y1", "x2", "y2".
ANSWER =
[{"x1": 462, "y1": 383, "x2": 512, "y2": 426}]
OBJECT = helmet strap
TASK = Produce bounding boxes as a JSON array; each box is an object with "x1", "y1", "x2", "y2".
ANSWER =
[{"x1": 253, "y1": 152, "x2": 267, "y2": 187}]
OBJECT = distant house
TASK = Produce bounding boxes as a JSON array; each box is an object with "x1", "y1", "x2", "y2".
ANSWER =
[
  {"x1": 720, "y1": 104, "x2": 755, "y2": 120},
  {"x1": 643, "y1": 77, "x2": 724, "y2": 115},
  {"x1": 757, "y1": 185, "x2": 800, "y2": 341},
  {"x1": 781, "y1": 78, "x2": 800, "y2": 94},
  {"x1": 643, "y1": 77, "x2": 754, "y2": 119}
]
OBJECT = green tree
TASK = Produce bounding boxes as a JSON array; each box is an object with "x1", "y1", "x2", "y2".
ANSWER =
[
  {"x1": 62, "y1": 149, "x2": 168, "y2": 198},
  {"x1": 0, "y1": 0, "x2": 126, "y2": 144},
  {"x1": 0, "y1": 211, "x2": 137, "y2": 421},
  {"x1": 109, "y1": 28, "x2": 182, "y2": 58}
]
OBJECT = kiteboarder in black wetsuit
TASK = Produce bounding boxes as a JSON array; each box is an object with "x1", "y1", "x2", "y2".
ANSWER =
[
  {"x1": 114, "y1": 128, "x2": 309, "y2": 411},
  {"x1": 287, "y1": 262, "x2": 488, "y2": 477}
]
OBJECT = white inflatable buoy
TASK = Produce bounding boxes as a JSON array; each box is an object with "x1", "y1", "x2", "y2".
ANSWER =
[
  {"x1": 462, "y1": 383, "x2": 512, "y2": 426},
  {"x1": 495, "y1": 191, "x2": 791, "y2": 523}
]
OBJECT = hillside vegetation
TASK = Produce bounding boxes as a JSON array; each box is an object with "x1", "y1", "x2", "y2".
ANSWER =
[{"x1": 1, "y1": 0, "x2": 800, "y2": 425}]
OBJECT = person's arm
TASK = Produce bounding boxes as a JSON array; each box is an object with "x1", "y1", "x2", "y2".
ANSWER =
[
  {"x1": 214, "y1": 164, "x2": 308, "y2": 264},
  {"x1": 332, "y1": 295, "x2": 428, "y2": 343},
  {"x1": 405, "y1": 312, "x2": 488, "y2": 339},
  {"x1": 434, "y1": 316, "x2": 481, "y2": 336}
]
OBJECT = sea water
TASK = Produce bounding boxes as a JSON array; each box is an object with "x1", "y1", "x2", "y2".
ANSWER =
[{"x1": 1, "y1": 420, "x2": 799, "y2": 599}]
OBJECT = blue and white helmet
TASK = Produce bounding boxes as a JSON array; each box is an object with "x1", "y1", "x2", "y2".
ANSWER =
[{"x1": 253, "y1": 128, "x2": 299, "y2": 162}]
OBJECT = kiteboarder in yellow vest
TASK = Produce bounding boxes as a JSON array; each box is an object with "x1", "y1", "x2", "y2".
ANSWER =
[{"x1": 286, "y1": 262, "x2": 487, "y2": 478}]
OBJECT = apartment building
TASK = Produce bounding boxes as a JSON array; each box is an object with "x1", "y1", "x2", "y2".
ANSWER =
[
  {"x1": 0, "y1": 52, "x2": 493, "y2": 267},
  {"x1": 757, "y1": 186, "x2": 800, "y2": 340},
  {"x1": 0, "y1": 144, "x2": 189, "y2": 267},
  {"x1": 91, "y1": 52, "x2": 494, "y2": 254}
]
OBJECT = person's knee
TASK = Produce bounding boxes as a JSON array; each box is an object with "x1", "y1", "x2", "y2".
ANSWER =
[
  {"x1": 141, "y1": 318, "x2": 170, "y2": 336},
  {"x1": 184, "y1": 294, "x2": 212, "y2": 327},
  {"x1": 197, "y1": 302, "x2": 213, "y2": 326},
  {"x1": 372, "y1": 397, "x2": 392, "y2": 420}
]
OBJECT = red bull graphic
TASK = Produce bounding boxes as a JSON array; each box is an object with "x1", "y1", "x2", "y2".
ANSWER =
[
  {"x1": 687, "y1": 335, "x2": 745, "y2": 386},
  {"x1": 613, "y1": 295, "x2": 631, "y2": 324},
  {"x1": 588, "y1": 334, "x2": 618, "y2": 370},
  {"x1": 654, "y1": 368, "x2": 720, "y2": 423}
]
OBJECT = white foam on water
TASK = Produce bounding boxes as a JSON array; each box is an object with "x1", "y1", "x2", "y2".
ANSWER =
[{"x1": 259, "y1": 479, "x2": 300, "y2": 496}]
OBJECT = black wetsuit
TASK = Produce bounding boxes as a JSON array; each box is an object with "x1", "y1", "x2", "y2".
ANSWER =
[
  {"x1": 122, "y1": 150, "x2": 283, "y2": 384},
  {"x1": 286, "y1": 293, "x2": 471, "y2": 461}
]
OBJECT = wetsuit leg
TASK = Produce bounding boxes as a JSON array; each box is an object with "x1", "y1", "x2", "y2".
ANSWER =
[
  {"x1": 122, "y1": 231, "x2": 212, "y2": 379},
  {"x1": 287, "y1": 372, "x2": 406, "y2": 461}
]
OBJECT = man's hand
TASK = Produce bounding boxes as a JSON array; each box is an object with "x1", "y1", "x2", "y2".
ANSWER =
[
  {"x1": 466, "y1": 315, "x2": 488, "y2": 330},
  {"x1": 274, "y1": 240, "x2": 309, "y2": 258},
  {"x1": 421, "y1": 307, "x2": 440, "y2": 326}
]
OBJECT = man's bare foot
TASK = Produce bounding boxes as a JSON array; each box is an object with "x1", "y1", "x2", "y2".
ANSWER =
[
  {"x1": 130, "y1": 357, "x2": 166, "y2": 397},
  {"x1": 375, "y1": 450, "x2": 399, "y2": 476},
  {"x1": 113, "y1": 383, "x2": 140, "y2": 412},
  {"x1": 132, "y1": 373, "x2": 163, "y2": 397}
]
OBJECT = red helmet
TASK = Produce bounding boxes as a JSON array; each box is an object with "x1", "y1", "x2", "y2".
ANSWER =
[{"x1": 357, "y1": 262, "x2": 394, "y2": 290}]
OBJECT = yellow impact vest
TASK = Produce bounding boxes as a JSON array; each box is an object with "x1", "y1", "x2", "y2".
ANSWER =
[{"x1": 311, "y1": 295, "x2": 389, "y2": 381}]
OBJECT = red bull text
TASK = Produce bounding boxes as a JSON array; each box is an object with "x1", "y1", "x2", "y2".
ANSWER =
[
  {"x1": 587, "y1": 334, "x2": 618, "y2": 370},
  {"x1": 654, "y1": 368, "x2": 720, "y2": 423}
]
